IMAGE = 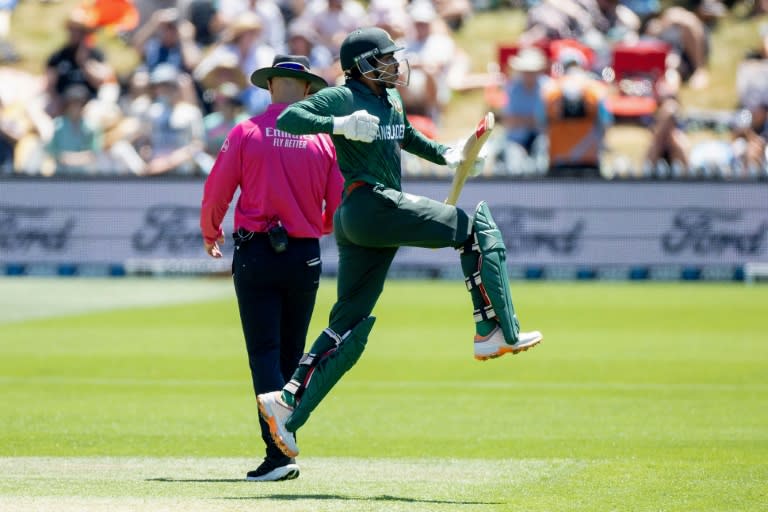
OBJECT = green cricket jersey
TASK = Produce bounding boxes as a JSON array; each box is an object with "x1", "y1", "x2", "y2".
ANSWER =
[{"x1": 276, "y1": 79, "x2": 448, "y2": 191}]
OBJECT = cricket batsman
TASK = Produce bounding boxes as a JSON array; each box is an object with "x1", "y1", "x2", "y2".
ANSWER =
[{"x1": 257, "y1": 27, "x2": 543, "y2": 458}]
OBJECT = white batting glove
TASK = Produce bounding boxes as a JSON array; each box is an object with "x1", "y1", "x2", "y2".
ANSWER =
[
  {"x1": 443, "y1": 140, "x2": 490, "y2": 176},
  {"x1": 443, "y1": 145, "x2": 463, "y2": 170},
  {"x1": 332, "y1": 110, "x2": 380, "y2": 143}
]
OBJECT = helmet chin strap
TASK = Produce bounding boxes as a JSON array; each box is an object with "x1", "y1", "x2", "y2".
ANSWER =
[{"x1": 358, "y1": 56, "x2": 410, "y2": 87}]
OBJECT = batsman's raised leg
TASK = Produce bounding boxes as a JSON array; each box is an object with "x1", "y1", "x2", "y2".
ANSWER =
[{"x1": 459, "y1": 201, "x2": 542, "y2": 360}]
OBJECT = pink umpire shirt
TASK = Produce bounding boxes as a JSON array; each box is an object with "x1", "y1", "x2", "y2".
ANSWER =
[{"x1": 200, "y1": 103, "x2": 343, "y2": 244}]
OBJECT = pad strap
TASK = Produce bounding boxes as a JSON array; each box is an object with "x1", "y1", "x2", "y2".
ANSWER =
[
  {"x1": 458, "y1": 233, "x2": 479, "y2": 255},
  {"x1": 284, "y1": 328, "x2": 346, "y2": 401},
  {"x1": 473, "y1": 304, "x2": 497, "y2": 322},
  {"x1": 464, "y1": 271, "x2": 482, "y2": 291}
]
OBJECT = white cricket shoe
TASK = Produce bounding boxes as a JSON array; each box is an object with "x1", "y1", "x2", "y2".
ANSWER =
[
  {"x1": 246, "y1": 458, "x2": 300, "y2": 482},
  {"x1": 474, "y1": 326, "x2": 542, "y2": 361},
  {"x1": 257, "y1": 391, "x2": 299, "y2": 458}
]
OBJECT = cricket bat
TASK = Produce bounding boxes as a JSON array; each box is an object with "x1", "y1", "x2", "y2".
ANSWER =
[{"x1": 445, "y1": 112, "x2": 495, "y2": 206}]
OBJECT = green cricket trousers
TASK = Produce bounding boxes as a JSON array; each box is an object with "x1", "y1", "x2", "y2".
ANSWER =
[
  {"x1": 327, "y1": 182, "x2": 472, "y2": 333},
  {"x1": 281, "y1": 182, "x2": 478, "y2": 430}
]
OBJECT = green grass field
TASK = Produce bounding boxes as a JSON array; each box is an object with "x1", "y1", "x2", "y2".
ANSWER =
[{"x1": 0, "y1": 277, "x2": 766, "y2": 511}]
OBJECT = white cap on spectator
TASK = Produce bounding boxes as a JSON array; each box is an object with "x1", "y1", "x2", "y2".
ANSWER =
[
  {"x1": 509, "y1": 47, "x2": 547, "y2": 73},
  {"x1": 150, "y1": 63, "x2": 181, "y2": 85},
  {"x1": 409, "y1": 1, "x2": 437, "y2": 24}
]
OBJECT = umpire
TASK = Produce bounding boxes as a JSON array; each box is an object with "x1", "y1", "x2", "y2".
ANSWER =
[{"x1": 200, "y1": 55, "x2": 343, "y2": 481}]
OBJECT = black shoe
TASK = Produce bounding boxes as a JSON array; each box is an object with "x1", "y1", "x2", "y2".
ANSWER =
[{"x1": 246, "y1": 458, "x2": 300, "y2": 482}]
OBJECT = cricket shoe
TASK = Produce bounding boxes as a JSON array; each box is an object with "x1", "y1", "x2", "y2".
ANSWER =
[
  {"x1": 474, "y1": 326, "x2": 542, "y2": 361},
  {"x1": 257, "y1": 391, "x2": 299, "y2": 458},
  {"x1": 246, "y1": 458, "x2": 300, "y2": 482}
]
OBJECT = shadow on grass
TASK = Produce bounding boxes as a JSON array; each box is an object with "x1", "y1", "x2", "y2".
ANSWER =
[
  {"x1": 147, "y1": 479, "x2": 502, "y2": 505},
  {"x1": 147, "y1": 478, "x2": 245, "y2": 483},
  {"x1": 220, "y1": 494, "x2": 502, "y2": 505}
]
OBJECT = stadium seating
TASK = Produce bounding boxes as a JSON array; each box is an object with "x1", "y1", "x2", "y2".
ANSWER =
[{"x1": 604, "y1": 39, "x2": 670, "y2": 122}]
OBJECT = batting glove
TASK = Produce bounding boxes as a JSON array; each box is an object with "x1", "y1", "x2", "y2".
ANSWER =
[
  {"x1": 443, "y1": 142, "x2": 489, "y2": 176},
  {"x1": 443, "y1": 145, "x2": 463, "y2": 170},
  {"x1": 333, "y1": 110, "x2": 380, "y2": 143}
]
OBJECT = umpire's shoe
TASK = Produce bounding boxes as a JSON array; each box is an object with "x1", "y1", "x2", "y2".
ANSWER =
[
  {"x1": 257, "y1": 391, "x2": 299, "y2": 457},
  {"x1": 474, "y1": 326, "x2": 543, "y2": 361},
  {"x1": 246, "y1": 457, "x2": 300, "y2": 482}
]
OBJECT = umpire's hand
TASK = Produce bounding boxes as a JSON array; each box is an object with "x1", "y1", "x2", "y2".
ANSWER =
[{"x1": 204, "y1": 235, "x2": 225, "y2": 258}]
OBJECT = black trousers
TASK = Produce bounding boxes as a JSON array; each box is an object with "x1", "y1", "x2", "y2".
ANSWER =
[{"x1": 232, "y1": 233, "x2": 321, "y2": 462}]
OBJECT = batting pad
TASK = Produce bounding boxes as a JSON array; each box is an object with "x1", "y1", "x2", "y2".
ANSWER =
[
  {"x1": 285, "y1": 316, "x2": 376, "y2": 432},
  {"x1": 471, "y1": 201, "x2": 520, "y2": 343}
]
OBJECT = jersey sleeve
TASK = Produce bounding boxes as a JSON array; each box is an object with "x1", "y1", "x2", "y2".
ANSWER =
[
  {"x1": 401, "y1": 111, "x2": 449, "y2": 165},
  {"x1": 276, "y1": 87, "x2": 350, "y2": 135},
  {"x1": 200, "y1": 124, "x2": 243, "y2": 244}
]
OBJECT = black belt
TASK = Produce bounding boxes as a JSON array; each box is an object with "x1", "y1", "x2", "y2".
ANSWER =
[{"x1": 233, "y1": 228, "x2": 267, "y2": 242}]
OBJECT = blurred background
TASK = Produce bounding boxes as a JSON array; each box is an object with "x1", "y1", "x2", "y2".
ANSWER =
[{"x1": 0, "y1": 0, "x2": 767, "y2": 281}]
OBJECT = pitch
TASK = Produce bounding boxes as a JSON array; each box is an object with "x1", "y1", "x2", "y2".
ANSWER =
[{"x1": 0, "y1": 277, "x2": 766, "y2": 511}]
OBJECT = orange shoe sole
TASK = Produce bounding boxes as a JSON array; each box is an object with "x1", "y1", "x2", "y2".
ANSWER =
[
  {"x1": 257, "y1": 398, "x2": 299, "y2": 458},
  {"x1": 474, "y1": 335, "x2": 543, "y2": 361}
]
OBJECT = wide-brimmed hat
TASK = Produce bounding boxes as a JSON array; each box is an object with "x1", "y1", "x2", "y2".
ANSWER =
[
  {"x1": 221, "y1": 12, "x2": 262, "y2": 43},
  {"x1": 250, "y1": 54, "x2": 328, "y2": 93},
  {"x1": 66, "y1": 7, "x2": 97, "y2": 32},
  {"x1": 197, "y1": 51, "x2": 248, "y2": 90},
  {"x1": 509, "y1": 47, "x2": 547, "y2": 73}
]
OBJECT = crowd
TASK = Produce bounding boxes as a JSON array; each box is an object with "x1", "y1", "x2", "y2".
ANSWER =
[
  {"x1": 0, "y1": 0, "x2": 765, "y2": 179},
  {"x1": 483, "y1": 0, "x2": 768, "y2": 180}
]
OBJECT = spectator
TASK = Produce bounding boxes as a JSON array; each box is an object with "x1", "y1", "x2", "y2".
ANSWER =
[
  {"x1": 186, "y1": 0, "x2": 220, "y2": 46},
  {"x1": 620, "y1": 0, "x2": 661, "y2": 22},
  {"x1": 542, "y1": 48, "x2": 612, "y2": 177},
  {"x1": 0, "y1": 68, "x2": 53, "y2": 175},
  {"x1": 119, "y1": 68, "x2": 152, "y2": 119},
  {"x1": 641, "y1": 94, "x2": 765, "y2": 179},
  {"x1": 203, "y1": 81, "x2": 248, "y2": 155},
  {"x1": 131, "y1": 0, "x2": 177, "y2": 34},
  {"x1": 642, "y1": 2, "x2": 723, "y2": 90},
  {"x1": 521, "y1": 0, "x2": 588, "y2": 44},
  {"x1": 643, "y1": 96, "x2": 690, "y2": 175},
  {"x1": 297, "y1": 0, "x2": 368, "y2": 56},
  {"x1": 216, "y1": 0, "x2": 287, "y2": 53},
  {"x1": 368, "y1": 0, "x2": 410, "y2": 42},
  {"x1": 0, "y1": 0, "x2": 19, "y2": 63},
  {"x1": 195, "y1": 51, "x2": 248, "y2": 114},
  {"x1": 138, "y1": 63, "x2": 206, "y2": 175},
  {"x1": 737, "y1": 24, "x2": 768, "y2": 118},
  {"x1": 194, "y1": 12, "x2": 274, "y2": 115},
  {"x1": 44, "y1": 8, "x2": 116, "y2": 117},
  {"x1": 85, "y1": 99, "x2": 145, "y2": 175},
  {"x1": 401, "y1": 1, "x2": 458, "y2": 123},
  {"x1": 130, "y1": 7, "x2": 201, "y2": 74},
  {"x1": 500, "y1": 46, "x2": 550, "y2": 174},
  {"x1": 285, "y1": 19, "x2": 337, "y2": 86},
  {"x1": 0, "y1": 97, "x2": 16, "y2": 173},
  {"x1": 433, "y1": 0, "x2": 473, "y2": 31},
  {"x1": 735, "y1": 106, "x2": 768, "y2": 176},
  {"x1": 521, "y1": 0, "x2": 639, "y2": 55},
  {"x1": 0, "y1": 101, "x2": 55, "y2": 176},
  {"x1": 45, "y1": 84, "x2": 103, "y2": 175}
]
